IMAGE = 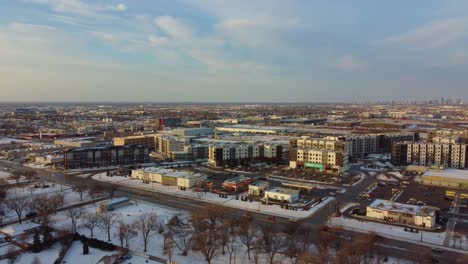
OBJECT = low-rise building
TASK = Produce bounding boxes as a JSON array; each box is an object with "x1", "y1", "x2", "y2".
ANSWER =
[
  {"x1": 35, "y1": 154, "x2": 63, "y2": 165},
  {"x1": 222, "y1": 176, "x2": 253, "y2": 192},
  {"x1": 131, "y1": 167, "x2": 206, "y2": 188},
  {"x1": 113, "y1": 134, "x2": 158, "y2": 150},
  {"x1": 264, "y1": 188, "x2": 299, "y2": 203},
  {"x1": 366, "y1": 199, "x2": 437, "y2": 228},
  {"x1": 248, "y1": 181, "x2": 269, "y2": 196},
  {"x1": 421, "y1": 168, "x2": 468, "y2": 189}
]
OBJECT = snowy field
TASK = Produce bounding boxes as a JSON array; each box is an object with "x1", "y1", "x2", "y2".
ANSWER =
[
  {"x1": 0, "y1": 241, "x2": 61, "y2": 264},
  {"x1": 50, "y1": 199, "x2": 291, "y2": 264},
  {"x1": 93, "y1": 173, "x2": 334, "y2": 219},
  {"x1": 329, "y1": 216, "x2": 446, "y2": 246}
]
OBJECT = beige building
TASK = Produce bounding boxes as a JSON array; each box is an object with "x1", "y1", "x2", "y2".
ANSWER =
[
  {"x1": 113, "y1": 134, "x2": 158, "y2": 150},
  {"x1": 422, "y1": 169, "x2": 468, "y2": 189},
  {"x1": 248, "y1": 181, "x2": 269, "y2": 196},
  {"x1": 131, "y1": 167, "x2": 206, "y2": 188},
  {"x1": 264, "y1": 188, "x2": 299, "y2": 203},
  {"x1": 208, "y1": 142, "x2": 282, "y2": 167},
  {"x1": 366, "y1": 199, "x2": 436, "y2": 228}
]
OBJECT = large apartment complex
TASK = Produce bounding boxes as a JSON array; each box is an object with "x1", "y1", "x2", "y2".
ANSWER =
[
  {"x1": 208, "y1": 143, "x2": 282, "y2": 167},
  {"x1": 391, "y1": 142, "x2": 468, "y2": 169},
  {"x1": 64, "y1": 144, "x2": 150, "y2": 169},
  {"x1": 289, "y1": 136, "x2": 349, "y2": 174}
]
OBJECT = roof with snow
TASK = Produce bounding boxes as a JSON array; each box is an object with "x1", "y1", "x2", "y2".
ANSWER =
[
  {"x1": 423, "y1": 169, "x2": 468, "y2": 181},
  {"x1": 368, "y1": 199, "x2": 436, "y2": 216}
]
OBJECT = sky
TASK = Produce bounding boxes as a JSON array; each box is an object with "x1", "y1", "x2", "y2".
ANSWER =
[{"x1": 0, "y1": 0, "x2": 468, "y2": 103}]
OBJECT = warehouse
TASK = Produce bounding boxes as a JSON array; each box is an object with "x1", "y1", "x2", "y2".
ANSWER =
[
  {"x1": 422, "y1": 169, "x2": 468, "y2": 189},
  {"x1": 131, "y1": 167, "x2": 206, "y2": 188},
  {"x1": 366, "y1": 199, "x2": 437, "y2": 228}
]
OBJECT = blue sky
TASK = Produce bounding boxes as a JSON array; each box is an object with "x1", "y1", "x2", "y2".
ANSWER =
[{"x1": 0, "y1": 0, "x2": 467, "y2": 102}]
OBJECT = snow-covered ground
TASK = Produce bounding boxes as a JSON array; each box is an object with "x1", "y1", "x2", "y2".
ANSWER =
[
  {"x1": 388, "y1": 171, "x2": 404, "y2": 179},
  {"x1": 329, "y1": 216, "x2": 446, "y2": 246},
  {"x1": 51, "y1": 199, "x2": 291, "y2": 264},
  {"x1": 93, "y1": 173, "x2": 333, "y2": 219},
  {"x1": 360, "y1": 166, "x2": 386, "y2": 172},
  {"x1": 0, "y1": 240, "x2": 61, "y2": 264},
  {"x1": 377, "y1": 174, "x2": 398, "y2": 182}
]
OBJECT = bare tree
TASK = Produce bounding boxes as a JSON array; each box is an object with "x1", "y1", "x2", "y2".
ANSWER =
[
  {"x1": 81, "y1": 213, "x2": 99, "y2": 237},
  {"x1": 117, "y1": 221, "x2": 137, "y2": 248},
  {"x1": 73, "y1": 182, "x2": 88, "y2": 201},
  {"x1": 28, "y1": 195, "x2": 54, "y2": 224},
  {"x1": 167, "y1": 221, "x2": 193, "y2": 256},
  {"x1": 6, "y1": 246, "x2": 21, "y2": 264},
  {"x1": 284, "y1": 233, "x2": 301, "y2": 264},
  {"x1": 193, "y1": 230, "x2": 221, "y2": 264},
  {"x1": 0, "y1": 204, "x2": 6, "y2": 225},
  {"x1": 10, "y1": 171, "x2": 22, "y2": 186},
  {"x1": 50, "y1": 193, "x2": 64, "y2": 214},
  {"x1": 134, "y1": 212, "x2": 160, "y2": 252},
  {"x1": 66, "y1": 207, "x2": 83, "y2": 233},
  {"x1": 5, "y1": 196, "x2": 29, "y2": 224},
  {"x1": 23, "y1": 171, "x2": 37, "y2": 185},
  {"x1": 225, "y1": 235, "x2": 237, "y2": 264},
  {"x1": 259, "y1": 225, "x2": 287, "y2": 264},
  {"x1": 237, "y1": 216, "x2": 257, "y2": 260},
  {"x1": 98, "y1": 211, "x2": 120, "y2": 242}
]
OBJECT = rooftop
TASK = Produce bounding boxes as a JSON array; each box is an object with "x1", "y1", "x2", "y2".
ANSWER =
[
  {"x1": 266, "y1": 187, "x2": 299, "y2": 195},
  {"x1": 137, "y1": 167, "x2": 204, "y2": 179},
  {"x1": 368, "y1": 199, "x2": 436, "y2": 216},
  {"x1": 423, "y1": 169, "x2": 468, "y2": 181}
]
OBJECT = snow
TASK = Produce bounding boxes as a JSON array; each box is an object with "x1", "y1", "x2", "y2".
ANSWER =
[
  {"x1": 329, "y1": 216, "x2": 446, "y2": 245},
  {"x1": 62, "y1": 240, "x2": 120, "y2": 264},
  {"x1": 388, "y1": 171, "x2": 404, "y2": 179},
  {"x1": 0, "y1": 137, "x2": 27, "y2": 145},
  {"x1": 360, "y1": 166, "x2": 386, "y2": 172},
  {"x1": 377, "y1": 174, "x2": 398, "y2": 182},
  {"x1": 0, "y1": 240, "x2": 61, "y2": 264},
  {"x1": 92, "y1": 174, "x2": 334, "y2": 219}
]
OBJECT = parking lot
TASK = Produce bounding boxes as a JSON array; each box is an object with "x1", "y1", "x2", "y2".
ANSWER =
[{"x1": 394, "y1": 184, "x2": 452, "y2": 211}]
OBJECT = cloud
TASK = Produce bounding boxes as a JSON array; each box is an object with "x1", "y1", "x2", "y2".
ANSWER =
[
  {"x1": 115, "y1": 4, "x2": 127, "y2": 12},
  {"x1": 92, "y1": 31, "x2": 118, "y2": 43},
  {"x1": 154, "y1": 16, "x2": 193, "y2": 41},
  {"x1": 379, "y1": 16, "x2": 468, "y2": 49},
  {"x1": 336, "y1": 55, "x2": 368, "y2": 71}
]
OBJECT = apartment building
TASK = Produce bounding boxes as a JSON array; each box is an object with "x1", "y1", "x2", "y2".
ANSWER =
[
  {"x1": 208, "y1": 143, "x2": 282, "y2": 167},
  {"x1": 113, "y1": 134, "x2": 158, "y2": 150},
  {"x1": 428, "y1": 130, "x2": 468, "y2": 144},
  {"x1": 289, "y1": 136, "x2": 349, "y2": 174},
  {"x1": 391, "y1": 142, "x2": 468, "y2": 169},
  {"x1": 64, "y1": 144, "x2": 149, "y2": 169},
  {"x1": 156, "y1": 134, "x2": 187, "y2": 156}
]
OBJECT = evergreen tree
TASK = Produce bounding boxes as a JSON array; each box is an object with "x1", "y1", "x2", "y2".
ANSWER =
[
  {"x1": 42, "y1": 226, "x2": 53, "y2": 245},
  {"x1": 31, "y1": 230, "x2": 42, "y2": 253},
  {"x1": 82, "y1": 240, "x2": 89, "y2": 255}
]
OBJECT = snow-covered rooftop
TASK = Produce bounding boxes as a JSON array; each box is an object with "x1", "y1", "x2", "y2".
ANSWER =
[
  {"x1": 423, "y1": 168, "x2": 468, "y2": 181},
  {"x1": 137, "y1": 167, "x2": 204, "y2": 179},
  {"x1": 368, "y1": 199, "x2": 436, "y2": 216}
]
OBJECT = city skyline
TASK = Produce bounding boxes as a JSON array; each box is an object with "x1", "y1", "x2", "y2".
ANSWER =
[{"x1": 1, "y1": 0, "x2": 468, "y2": 102}]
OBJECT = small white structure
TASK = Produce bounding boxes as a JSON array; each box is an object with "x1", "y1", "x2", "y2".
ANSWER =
[
  {"x1": 248, "y1": 181, "x2": 269, "y2": 196},
  {"x1": 366, "y1": 199, "x2": 436, "y2": 228},
  {"x1": 264, "y1": 188, "x2": 299, "y2": 203}
]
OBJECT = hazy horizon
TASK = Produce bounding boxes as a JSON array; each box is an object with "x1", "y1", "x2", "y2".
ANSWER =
[{"x1": 1, "y1": 0, "x2": 468, "y2": 102}]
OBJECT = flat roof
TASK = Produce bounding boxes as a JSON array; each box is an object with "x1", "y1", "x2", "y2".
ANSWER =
[
  {"x1": 266, "y1": 187, "x2": 299, "y2": 195},
  {"x1": 369, "y1": 199, "x2": 436, "y2": 216},
  {"x1": 137, "y1": 167, "x2": 204, "y2": 179},
  {"x1": 224, "y1": 175, "x2": 251, "y2": 184},
  {"x1": 423, "y1": 169, "x2": 468, "y2": 181},
  {"x1": 249, "y1": 181, "x2": 269, "y2": 187}
]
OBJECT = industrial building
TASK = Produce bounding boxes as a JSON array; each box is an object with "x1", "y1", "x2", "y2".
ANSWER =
[
  {"x1": 64, "y1": 144, "x2": 149, "y2": 169},
  {"x1": 421, "y1": 169, "x2": 468, "y2": 189},
  {"x1": 208, "y1": 142, "x2": 283, "y2": 167},
  {"x1": 366, "y1": 199, "x2": 437, "y2": 228},
  {"x1": 131, "y1": 167, "x2": 206, "y2": 188},
  {"x1": 215, "y1": 125, "x2": 290, "y2": 135}
]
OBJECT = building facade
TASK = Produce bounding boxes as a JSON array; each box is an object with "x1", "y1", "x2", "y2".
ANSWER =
[
  {"x1": 391, "y1": 142, "x2": 468, "y2": 169},
  {"x1": 113, "y1": 134, "x2": 157, "y2": 150},
  {"x1": 208, "y1": 143, "x2": 282, "y2": 167},
  {"x1": 64, "y1": 145, "x2": 149, "y2": 169}
]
